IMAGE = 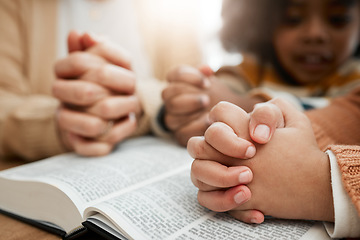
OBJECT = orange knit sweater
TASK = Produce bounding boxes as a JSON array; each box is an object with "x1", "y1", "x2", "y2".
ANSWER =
[{"x1": 306, "y1": 87, "x2": 360, "y2": 216}]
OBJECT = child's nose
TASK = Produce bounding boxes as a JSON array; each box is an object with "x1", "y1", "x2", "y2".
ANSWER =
[{"x1": 301, "y1": 17, "x2": 330, "y2": 44}]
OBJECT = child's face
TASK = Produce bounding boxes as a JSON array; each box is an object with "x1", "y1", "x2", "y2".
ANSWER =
[{"x1": 273, "y1": 0, "x2": 360, "y2": 84}]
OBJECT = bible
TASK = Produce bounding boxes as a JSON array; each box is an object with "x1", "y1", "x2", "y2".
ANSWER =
[{"x1": 0, "y1": 136, "x2": 331, "y2": 240}]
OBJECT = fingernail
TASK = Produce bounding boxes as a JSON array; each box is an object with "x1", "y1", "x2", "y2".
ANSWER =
[
  {"x1": 200, "y1": 95, "x2": 210, "y2": 107},
  {"x1": 202, "y1": 78, "x2": 211, "y2": 88},
  {"x1": 251, "y1": 218, "x2": 260, "y2": 224},
  {"x1": 67, "y1": 133, "x2": 78, "y2": 145},
  {"x1": 245, "y1": 146, "x2": 256, "y2": 158},
  {"x1": 238, "y1": 170, "x2": 251, "y2": 183},
  {"x1": 254, "y1": 124, "x2": 270, "y2": 142},
  {"x1": 128, "y1": 112, "x2": 136, "y2": 122},
  {"x1": 234, "y1": 190, "x2": 248, "y2": 204}
]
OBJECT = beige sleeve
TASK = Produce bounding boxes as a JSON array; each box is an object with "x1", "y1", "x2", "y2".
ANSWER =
[
  {"x1": 134, "y1": 78, "x2": 172, "y2": 139},
  {"x1": 0, "y1": 0, "x2": 66, "y2": 161}
]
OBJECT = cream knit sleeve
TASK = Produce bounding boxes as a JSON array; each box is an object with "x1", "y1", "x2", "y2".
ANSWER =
[
  {"x1": 0, "y1": 0, "x2": 67, "y2": 161},
  {"x1": 324, "y1": 147, "x2": 360, "y2": 238}
]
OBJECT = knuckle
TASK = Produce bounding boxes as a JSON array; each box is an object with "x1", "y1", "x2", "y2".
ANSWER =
[
  {"x1": 69, "y1": 52, "x2": 86, "y2": 70},
  {"x1": 197, "y1": 192, "x2": 212, "y2": 210},
  {"x1": 95, "y1": 65, "x2": 110, "y2": 82},
  {"x1": 168, "y1": 65, "x2": 185, "y2": 81},
  {"x1": 216, "y1": 173, "x2": 230, "y2": 188},
  {"x1": 163, "y1": 85, "x2": 182, "y2": 101},
  {"x1": 124, "y1": 71, "x2": 136, "y2": 93},
  {"x1": 54, "y1": 60, "x2": 62, "y2": 73},
  {"x1": 98, "y1": 100, "x2": 114, "y2": 117},
  {"x1": 108, "y1": 120, "x2": 136, "y2": 144},
  {"x1": 196, "y1": 181, "x2": 211, "y2": 192},
  {"x1": 190, "y1": 177, "x2": 200, "y2": 188},
  {"x1": 270, "y1": 97, "x2": 285, "y2": 105},
  {"x1": 210, "y1": 101, "x2": 228, "y2": 116},
  {"x1": 197, "y1": 197, "x2": 227, "y2": 212},
  {"x1": 191, "y1": 160, "x2": 202, "y2": 177},
  {"x1": 161, "y1": 88, "x2": 169, "y2": 100},
  {"x1": 199, "y1": 193, "x2": 227, "y2": 212},
  {"x1": 175, "y1": 130, "x2": 190, "y2": 146},
  {"x1": 234, "y1": 144, "x2": 248, "y2": 158},
  {"x1": 95, "y1": 42, "x2": 109, "y2": 54},
  {"x1": 106, "y1": 133, "x2": 120, "y2": 144},
  {"x1": 255, "y1": 104, "x2": 275, "y2": 120},
  {"x1": 166, "y1": 99, "x2": 177, "y2": 111},
  {"x1": 127, "y1": 120, "x2": 137, "y2": 133},
  {"x1": 97, "y1": 147, "x2": 112, "y2": 156},
  {"x1": 215, "y1": 200, "x2": 229, "y2": 212},
  {"x1": 51, "y1": 82, "x2": 60, "y2": 97},
  {"x1": 197, "y1": 192, "x2": 205, "y2": 207},
  {"x1": 205, "y1": 123, "x2": 223, "y2": 139},
  {"x1": 56, "y1": 110, "x2": 67, "y2": 127},
  {"x1": 164, "y1": 114, "x2": 179, "y2": 130},
  {"x1": 73, "y1": 144, "x2": 83, "y2": 155},
  {"x1": 85, "y1": 119, "x2": 104, "y2": 136},
  {"x1": 90, "y1": 145, "x2": 113, "y2": 157},
  {"x1": 76, "y1": 85, "x2": 96, "y2": 104},
  {"x1": 189, "y1": 138, "x2": 205, "y2": 158}
]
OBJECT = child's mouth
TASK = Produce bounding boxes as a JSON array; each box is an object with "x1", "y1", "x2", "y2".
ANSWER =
[{"x1": 295, "y1": 52, "x2": 333, "y2": 72}]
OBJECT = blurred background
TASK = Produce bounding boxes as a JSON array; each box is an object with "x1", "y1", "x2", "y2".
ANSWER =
[
  {"x1": 196, "y1": 0, "x2": 243, "y2": 70},
  {"x1": 57, "y1": 0, "x2": 242, "y2": 73}
]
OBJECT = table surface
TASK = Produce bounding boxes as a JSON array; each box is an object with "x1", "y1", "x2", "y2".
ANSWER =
[{"x1": 0, "y1": 157, "x2": 105, "y2": 240}]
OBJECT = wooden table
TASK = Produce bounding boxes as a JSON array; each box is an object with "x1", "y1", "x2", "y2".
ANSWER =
[{"x1": 0, "y1": 157, "x2": 105, "y2": 240}]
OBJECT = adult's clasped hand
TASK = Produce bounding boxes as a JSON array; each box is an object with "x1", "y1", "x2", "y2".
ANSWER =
[{"x1": 97, "y1": 120, "x2": 115, "y2": 139}]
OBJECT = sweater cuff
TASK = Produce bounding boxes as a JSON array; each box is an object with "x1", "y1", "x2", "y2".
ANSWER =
[
  {"x1": 151, "y1": 104, "x2": 173, "y2": 140},
  {"x1": 2, "y1": 97, "x2": 67, "y2": 161},
  {"x1": 323, "y1": 150, "x2": 360, "y2": 238}
]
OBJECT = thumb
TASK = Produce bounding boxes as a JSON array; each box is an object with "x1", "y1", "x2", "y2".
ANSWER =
[
  {"x1": 249, "y1": 98, "x2": 301, "y2": 144},
  {"x1": 198, "y1": 64, "x2": 214, "y2": 77},
  {"x1": 80, "y1": 32, "x2": 102, "y2": 49},
  {"x1": 67, "y1": 30, "x2": 83, "y2": 53}
]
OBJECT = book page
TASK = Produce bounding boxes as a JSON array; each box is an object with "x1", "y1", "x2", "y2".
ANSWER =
[
  {"x1": 0, "y1": 137, "x2": 192, "y2": 214},
  {"x1": 85, "y1": 170, "x2": 330, "y2": 240}
]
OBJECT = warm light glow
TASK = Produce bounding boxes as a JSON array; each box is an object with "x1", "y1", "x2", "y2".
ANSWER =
[
  {"x1": 142, "y1": 0, "x2": 243, "y2": 70},
  {"x1": 197, "y1": 0, "x2": 243, "y2": 70}
]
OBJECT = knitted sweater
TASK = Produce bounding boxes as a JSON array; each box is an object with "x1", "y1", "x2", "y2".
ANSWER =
[
  {"x1": 328, "y1": 145, "x2": 360, "y2": 216},
  {"x1": 307, "y1": 88, "x2": 360, "y2": 231},
  {"x1": 217, "y1": 55, "x2": 360, "y2": 111},
  {"x1": 297, "y1": 88, "x2": 360, "y2": 237}
]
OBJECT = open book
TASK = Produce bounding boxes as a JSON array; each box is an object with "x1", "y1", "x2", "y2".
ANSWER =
[{"x1": 0, "y1": 136, "x2": 331, "y2": 240}]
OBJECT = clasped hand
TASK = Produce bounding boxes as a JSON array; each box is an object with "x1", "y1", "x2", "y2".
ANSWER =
[
  {"x1": 53, "y1": 31, "x2": 142, "y2": 156},
  {"x1": 188, "y1": 99, "x2": 334, "y2": 224},
  {"x1": 162, "y1": 65, "x2": 264, "y2": 147}
]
